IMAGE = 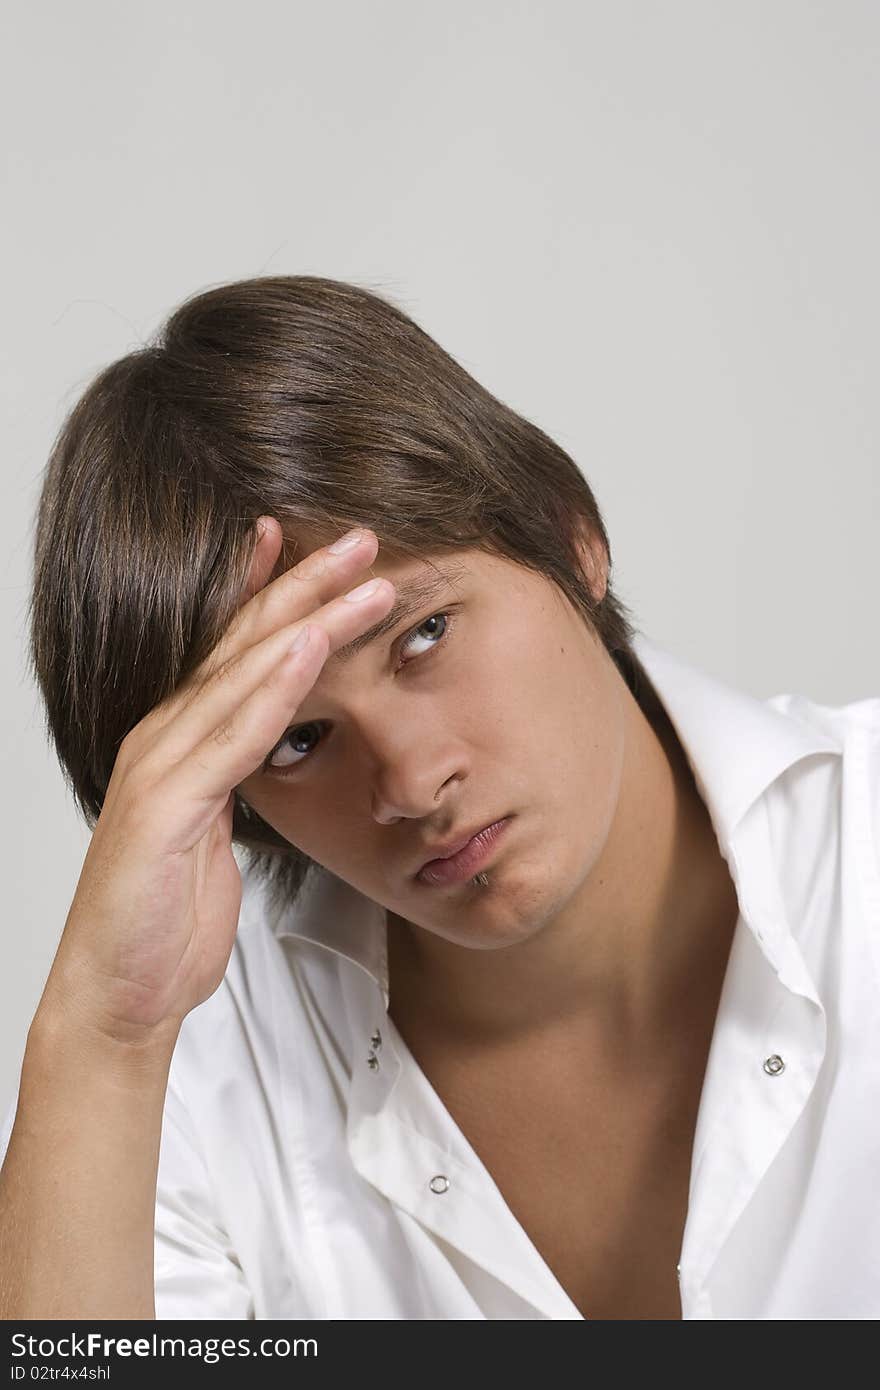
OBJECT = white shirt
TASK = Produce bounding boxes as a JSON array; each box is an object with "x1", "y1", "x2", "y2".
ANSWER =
[{"x1": 3, "y1": 634, "x2": 879, "y2": 1319}]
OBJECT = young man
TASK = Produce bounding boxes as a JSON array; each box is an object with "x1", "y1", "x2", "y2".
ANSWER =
[{"x1": 1, "y1": 277, "x2": 878, "y2": 1319}]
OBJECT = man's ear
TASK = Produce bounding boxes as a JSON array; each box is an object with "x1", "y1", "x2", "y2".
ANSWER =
[{"x1": 571, "y1": 519, "x2": 609, "y2": 606}]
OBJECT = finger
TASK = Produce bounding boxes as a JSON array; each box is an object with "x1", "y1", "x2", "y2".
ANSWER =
[
  {"x1": 140, "y1": 632, "x2": 332, "y2": 854},
  {"x1": 159, "y1": 517, "x2": 281, "y2": 718},
  {"x1": 239, "y1": 515, "x2": 284, "y2": 606},
  {"x1": 141, "y1": 571, "x2": 396, "y2": 783},
  {"x1": 166, "y1": 522, "x2": 378, "y2": 717},
  {"x1": 193, "y1": 526, "x2": 382, "y2": 690}
]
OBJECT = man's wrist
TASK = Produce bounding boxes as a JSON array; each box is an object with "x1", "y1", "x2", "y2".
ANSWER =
[{"x1": 28, "y1": 980, "x2": 181, "y2": 1082}]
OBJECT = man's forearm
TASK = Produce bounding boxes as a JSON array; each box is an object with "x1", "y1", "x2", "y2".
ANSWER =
[{"x1": 0, "y1": 1003, "x2": 179, "y2": 1320}]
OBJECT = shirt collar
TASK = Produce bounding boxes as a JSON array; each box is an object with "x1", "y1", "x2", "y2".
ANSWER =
[{"x1": 259, "y1": 632, "x2": 840, "y2": 1008}]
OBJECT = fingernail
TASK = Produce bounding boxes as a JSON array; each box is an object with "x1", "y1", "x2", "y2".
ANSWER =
[
  {"x1": 344, "y1": 577, "x2": 384, "y2": 602},
  {"x1": 329, "y1": 528, "x2": 365, "y2": 554}
]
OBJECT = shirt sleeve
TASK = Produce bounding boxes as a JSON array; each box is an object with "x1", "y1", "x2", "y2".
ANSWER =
[
  {"x1": 1, "y1": 1063, "x2": 253, "y2": 1320},
  {"x1": 153, "y1": 1057, "x2": 255, "y2": 1320}
]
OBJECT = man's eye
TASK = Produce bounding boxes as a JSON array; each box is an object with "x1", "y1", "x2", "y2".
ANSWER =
[
  {"x1": 263, "y1": 611, "x2": 456, "y2": 777},
  {"x1": 265, "y1": 721, "x2": 326, "y2": 774},
  {"x1": 398, "y1": 610, "x2": 451, "y2": 663}
]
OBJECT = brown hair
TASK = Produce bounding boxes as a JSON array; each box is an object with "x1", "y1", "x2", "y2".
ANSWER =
[{"x1": 28, "y1": 275, "x2": 646, "y2": 910}]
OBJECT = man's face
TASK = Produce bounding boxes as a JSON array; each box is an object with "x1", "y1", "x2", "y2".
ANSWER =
[{"x1": 237, "y1": 541, "x2": 627, "y2": 953}]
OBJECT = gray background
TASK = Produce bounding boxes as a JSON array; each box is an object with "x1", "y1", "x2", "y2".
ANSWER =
[{"x1": 2, "y1": 0, "x2": 878, "y2": 1112}]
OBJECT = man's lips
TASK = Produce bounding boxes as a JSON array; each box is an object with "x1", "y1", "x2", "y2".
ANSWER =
[
  {"x1": 414, "y1": 817, "x2": 512, "y2": 884},
  {"x1": 414, "y1": 819, "x2": 502, "y2": 874}
]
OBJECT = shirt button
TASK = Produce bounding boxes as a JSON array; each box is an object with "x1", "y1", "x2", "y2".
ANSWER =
[
  {"x1": 370, "y1": 1029, "x2": 382, "y2": 1050},
  {"x1": 763, "y1": 1053, "x2": 785, "y2": 1075},
  {"x1": 428, "y1": 1175, "x2": 450, "y2": 1195},
  {"x1": 367, "y1": 1054, "x2": 380, "y2": 1071}
]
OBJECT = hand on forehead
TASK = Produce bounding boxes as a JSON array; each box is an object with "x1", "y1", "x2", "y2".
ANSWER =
[{"x1": 240, "y1": 516, "x2": 361, "y2": 607}]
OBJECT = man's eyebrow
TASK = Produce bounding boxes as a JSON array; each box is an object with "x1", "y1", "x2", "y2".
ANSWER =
[{"x1": 328, "y1": 566, "x2": 466, "y2": 668}]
